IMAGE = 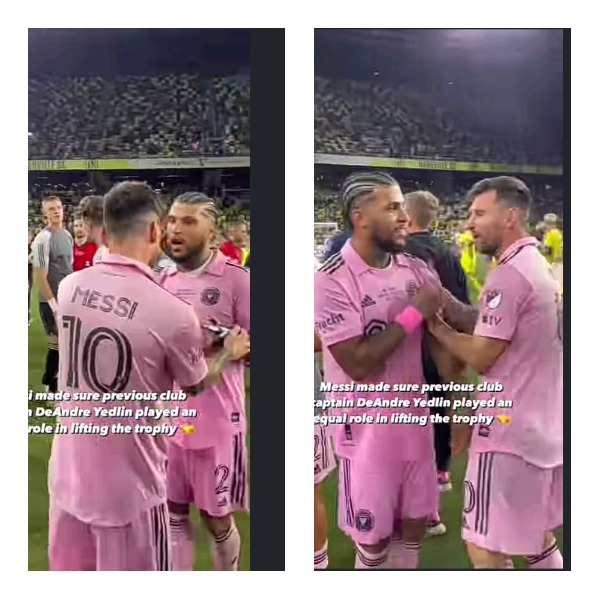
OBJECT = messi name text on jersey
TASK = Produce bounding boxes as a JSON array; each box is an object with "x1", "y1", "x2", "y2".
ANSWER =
[{"x1": 68, "y1": 285, "x2": 139, "y2": 320}]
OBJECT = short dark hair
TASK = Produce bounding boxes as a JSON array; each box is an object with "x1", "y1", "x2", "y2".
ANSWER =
[
  {"x1": 341, "y1": 171, "x2": 399, "y2": 230},
  {"x1": 103, "y1": 181, "x2": 164, "y2": 238},
  {"x1": 467, "y1": 176, "x2": 532, "y2": 213},
  {"x1": 78, "y1": 195, "x2": 104, "y2": 226}
]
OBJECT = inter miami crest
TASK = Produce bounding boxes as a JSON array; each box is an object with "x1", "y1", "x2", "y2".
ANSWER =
[
  {"x1": 364, "y1": 319, "x2": 386, "y2": 337},
  {"x1": 355, "y1": 509, "x2": 375, "y2": 532},
  {"x1": 201, "y1": 287, "x2": 221, "y2": 306}
]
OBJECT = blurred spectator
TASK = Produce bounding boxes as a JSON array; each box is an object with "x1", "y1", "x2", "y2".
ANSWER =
[
  {"x1": 219, "y1": 219, "x2": 249, "y2": 265},
  {"x1": 29, "y1": 75, "x2": 250, "y2": 159}
]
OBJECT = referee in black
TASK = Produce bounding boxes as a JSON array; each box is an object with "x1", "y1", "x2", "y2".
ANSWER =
[{"x1": 403, "y1": 190, "x2": 470, "y2": 537}]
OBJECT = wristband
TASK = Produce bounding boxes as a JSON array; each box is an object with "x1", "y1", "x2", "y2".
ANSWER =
[
  {"x1": 49, "y1": 298, "x2": 58, "y2": 313},
  {"x1": 394, "y1": 306, "x2": 424, "y2": 335}
]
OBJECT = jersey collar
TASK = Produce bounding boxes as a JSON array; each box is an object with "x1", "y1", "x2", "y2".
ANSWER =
[
  {"x1": 167, "y1": 250, "x2": 227, "y2": 278},
  {"x1": 98, "y1": 253, "x2": 157, "y2": 281},
  {"x1": 341, "y1": 238, "x2": 405, "y2": 275},
  {"x1": 497, "y1": 236, "x2": 539, "y2": 265}
]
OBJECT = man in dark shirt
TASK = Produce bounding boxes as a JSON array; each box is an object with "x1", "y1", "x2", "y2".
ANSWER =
[
  {"x1": 322, "y1": 228, "x2": 350, "y2": 261},
  {"x1": 404, "y1": 190, "x2": 470, "y2": 538}
]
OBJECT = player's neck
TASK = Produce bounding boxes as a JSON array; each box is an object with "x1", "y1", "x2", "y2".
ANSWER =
[
  {"x1": 107, "y1": 240, "x2": 152, "y2": 267},
  {"x1": 351, "y1": 237, "x2": 391, "y2": 269},
  {"x1": 91, "y1": 226, "x2": 104, "y2": 247},
  {"x1": 75, "y1": 238, "x2": 87, "y2": 247},
  {"x1": 48, "y1": 223, "x2": 63, "y2": 231},
  {"x1": 177, "y1": 248, "x2": 214, "y2": 273},
  {"x1": 496, "y1": 231, "x2": 529, "y2": 259}
]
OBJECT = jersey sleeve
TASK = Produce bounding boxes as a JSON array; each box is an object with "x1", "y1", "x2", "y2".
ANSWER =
[
  {"x1": 233, "y1": 269, "x2": 250, "y2": 332},
  {"x1": 166, "y1": 306, "x2": 209, "y2": 389},
  {"x1": 32, "y1": 232, "x2": 50, "y2": 269},
  {"x1": 314, "y1": 273, "x2": 363, "y2": 347},
  {"x1": 474, "y1": 265, "x2": 530, "y2": 342}
]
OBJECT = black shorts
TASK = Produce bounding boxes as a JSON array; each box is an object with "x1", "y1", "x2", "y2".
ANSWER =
[{"x1": 39, "y1": 302, "x2": 58, "y2": 336}]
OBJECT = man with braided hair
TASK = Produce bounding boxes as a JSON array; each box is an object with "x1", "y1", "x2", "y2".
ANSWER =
[
  {"x1": 159, "y1": 192, "x2": 250, "y2": 571},
  {"x1": 315, "y1": 171, "x2": 461, "y2": 569}
]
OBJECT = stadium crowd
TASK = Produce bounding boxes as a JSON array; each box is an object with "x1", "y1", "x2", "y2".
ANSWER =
[
  {"x1": 314, "y1": 77, "x2": 561, "y2": 165},
  {"x1": 28, "y1": 75, "x2": 250, "y2": 159}
]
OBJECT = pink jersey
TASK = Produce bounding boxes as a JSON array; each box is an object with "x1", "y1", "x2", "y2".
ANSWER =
[
  {"x1": 49, "y1": 254, "x2": 208, "y2": 527},
  {"x1": 159, "y1": 251, "x2": 250, "y2": 449},
  {"x1": 314, "y1": 240, "x2": 441, "y2": 462},
  {"x1": 471, "y1": 237, "x2": 563, "y2": 468},
  {"x1": 93, "y1": 245, "x2": 109, "y2": 265}
]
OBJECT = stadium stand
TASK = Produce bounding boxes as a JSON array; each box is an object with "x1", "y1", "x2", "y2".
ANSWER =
[
  {"x1": 28, "y1": 75, "x2": 250, "y2": 159},
  {"x1": 314, "y1": 77, "x2": 561, "y2": 165}
]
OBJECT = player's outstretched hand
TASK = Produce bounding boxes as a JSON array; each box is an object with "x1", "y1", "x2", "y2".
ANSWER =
[
  {"x1": 410, "y1": 286, "x2": 442, "y2": 319},
  {"x1": 224, "y1": 325, "x2": 250, "y2": 360},
  {"x1": 451, "y1": 422, "x2": 472, "y2": 459}
]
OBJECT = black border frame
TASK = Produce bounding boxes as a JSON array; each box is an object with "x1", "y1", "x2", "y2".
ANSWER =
[{"x1": 249, "y1": 28, "x2": 286, "y2": 571}]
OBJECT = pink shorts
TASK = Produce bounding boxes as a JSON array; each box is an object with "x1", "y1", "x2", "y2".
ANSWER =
[
  {"x1": 314, "y1": 424, "x2": 336, "y2": 485},
  {"x1": 337, "y1": 455, "x2": 438, "y2": 545},
  {"x1": 49, "y1": 502, "x2": 170, "y2": 571},
  {"x1": 167, "y1": 432, "x2": 248, "y2": 517},
  {"x1": 463, "y1": 452, "x2": 563, "y2": 556}
]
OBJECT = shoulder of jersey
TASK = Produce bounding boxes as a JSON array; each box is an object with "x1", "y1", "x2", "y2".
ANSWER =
[
  {"x1": 33, "y1": 228, "x2": 51, "y2": 243},
  {"x1": 317, "y1": 251, "x2": 345, "y2": 275},
  {"x1": 225, "y1": 260, "x2": 249, "y2": 274},
  {"x1": 400, "y1": 252, "x2": 430, "y2": 270}
]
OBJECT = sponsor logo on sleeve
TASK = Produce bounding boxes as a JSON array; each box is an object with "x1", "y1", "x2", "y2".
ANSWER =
[
  {"x1": 480, "y1": 314, "x2": 503, "y2": 326},
  {"x1": 187, "y1": 347, "x2": 203, "y2": 366}
]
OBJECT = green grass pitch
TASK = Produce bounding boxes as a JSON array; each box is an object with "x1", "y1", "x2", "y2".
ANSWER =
[{"x1": 28, "y1": 288, "x2": 250, "y2": 570}]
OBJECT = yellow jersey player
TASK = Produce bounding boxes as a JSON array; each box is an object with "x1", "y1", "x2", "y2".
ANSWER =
[
  {"x1": 541, "y1": 213, "x2": 563, "y2": 292},
  {"x1": 457, "y1": 227, "x2": 481, "y2": 298}
]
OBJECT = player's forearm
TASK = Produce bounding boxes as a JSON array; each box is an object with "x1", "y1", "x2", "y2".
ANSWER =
[
  {"x1": 347, "y1": 324, "x2": 408, "y2": 380},
  {"x1": 35, "y1": 270, "x2": 55, "y2": 302},
  {"x1": 183, "y1": 349, "x2": 233, "y2": 395},
  {"x1": 443, "y1": 298, "x2": 478, "y2": 333},
  {"x1": 432, "y1": 327, "x2": 491, "y2": 375},
  {"x1": 314, "y1": 331, "x2": 322, "y2": 353},
  {"x1": 427, "y1": 333, "x2": 465, "y2": 381}
]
